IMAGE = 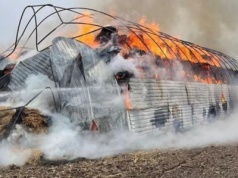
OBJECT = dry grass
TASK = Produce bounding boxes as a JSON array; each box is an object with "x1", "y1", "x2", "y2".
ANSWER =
[
  {"x1": 0, "y1": 106, "x2": 15, "y2": 136},
  {"x1": 0, "y1": 107, "x2": 49, "y2": 139},
  {"x1": 22, "y1": 108, "x2": 49, "y2": 134}
]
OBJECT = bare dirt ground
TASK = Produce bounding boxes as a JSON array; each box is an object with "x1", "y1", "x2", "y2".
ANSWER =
[{"x1": 1, "y1": 145, "x2": 238, "y2": 177}]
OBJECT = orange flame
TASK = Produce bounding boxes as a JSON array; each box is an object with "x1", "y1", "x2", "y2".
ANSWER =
[
  {"x1": 71, "y1": 14, "x2": 223, "y2": 84},
  {"x1": 123, "y1": 87, "x2": 131, "y2": 109},
  {"x1": 75, "y1": 11, "x2": 98, "y2": 47},
  {"x1": 125, "y1": 18, "x2": 223, "y2": 84}
]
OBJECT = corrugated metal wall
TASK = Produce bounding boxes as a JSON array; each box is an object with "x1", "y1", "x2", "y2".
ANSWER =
[{"x1": 126, "y1": 78, "x2": 235, "y2": 133}]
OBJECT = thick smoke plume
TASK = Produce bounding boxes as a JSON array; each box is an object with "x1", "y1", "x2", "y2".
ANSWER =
[
  {"x1": 103, "y1": 0, "x2": 238, "y2": 58},
  {"x1": 1, "y1": 1, "x2": 238, "y2": 58}
]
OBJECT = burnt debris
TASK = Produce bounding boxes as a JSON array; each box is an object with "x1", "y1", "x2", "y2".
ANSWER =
[{"x1": 95, "y1": 26, "x2": 118, "y2": 44}]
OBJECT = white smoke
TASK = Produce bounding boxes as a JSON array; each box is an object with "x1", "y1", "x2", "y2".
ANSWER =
[
  {"x1": 4, "y1": 74, "x2": 56, "y2": 112},
  {"x1": 38, "y1": 111, "x2": 238, "y2": 160},
  {"x1": 2, "y1": 109, "x2": 237, "y2": 166},
  {"x1": 0, "y1": 141, "x2": 32, "y2": 167},
  {"x1": 1, "y1": 52, "x2": 238, "y2": 168},
  {"x1": 23, "y1": 74, "x2": 55, "y2": 110},
  {"x1": 108, "y1": 53, "x2": 185, "y2": 81},
  {"x1": 109, "y1": 54, "x2": 139, "y2": 77}
]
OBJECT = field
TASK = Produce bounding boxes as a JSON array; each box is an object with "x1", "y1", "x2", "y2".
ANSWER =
[{"x1": 1, "y1": 145, "x2": 238, "y2": 177}]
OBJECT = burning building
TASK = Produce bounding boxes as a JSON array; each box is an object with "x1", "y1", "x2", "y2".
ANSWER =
[{"x1": 0, "y1": 5, "x2": 238, "y2": 137}]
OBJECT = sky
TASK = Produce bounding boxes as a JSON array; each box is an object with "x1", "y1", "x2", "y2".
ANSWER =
[
  {"x1": 1, "y1": 0, "x2": 238, "y2": 58},
  {"x1": 0, "y1": 0, "x2": 97, "y2": 50}
]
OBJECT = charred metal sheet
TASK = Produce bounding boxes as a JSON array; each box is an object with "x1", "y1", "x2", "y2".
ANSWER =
[{"x1": 127, "y1": 78, "x2": 233, "y2": 133}]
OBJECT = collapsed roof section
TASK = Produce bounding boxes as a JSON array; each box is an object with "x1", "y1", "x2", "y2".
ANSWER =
[{"x1": 0, "y1": 37, "x2": 125, "y2": 130}]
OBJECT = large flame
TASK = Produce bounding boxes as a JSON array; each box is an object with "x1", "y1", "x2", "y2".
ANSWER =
[
  {"x1": 72, "y1": 13, "x2": 223, "y2": 84},
  {"x1": 75, "y1": 11, "x2": 99, "y2": 47}
]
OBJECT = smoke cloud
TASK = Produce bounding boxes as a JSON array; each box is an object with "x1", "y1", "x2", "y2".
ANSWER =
[
  {"x1": 1, "y1": 109, "x2": 238, "y2": 167},
  {"x1": 0, "y1": 72, "x2": 238, "y2": 168},
  {"x1": 0, "y1": 142, "x2": 32, "y2": 167},
  {"x1": 1, "y1": 1, "x2": 238, "y2": 58},
  {"x1": 102, "y1": 0, "x2": 238, "y2": 58}
]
